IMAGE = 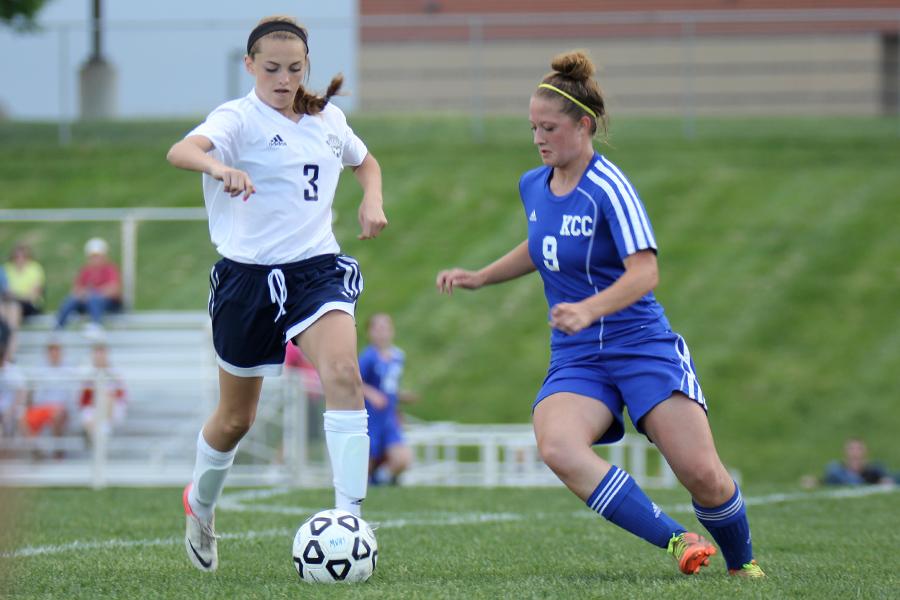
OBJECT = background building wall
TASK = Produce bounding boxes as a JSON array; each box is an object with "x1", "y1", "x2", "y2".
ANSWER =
[{"x1": 0, "y1": 0, "x2": 359, "y2": 120}]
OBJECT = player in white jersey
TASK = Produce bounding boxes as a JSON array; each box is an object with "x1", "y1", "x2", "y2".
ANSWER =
[
  {"x1": 166, "y1": 15, "x2": 386, "y2": 572},
  {"x1": 437, "y1": 51, "x2": 764, "y2": 578}
]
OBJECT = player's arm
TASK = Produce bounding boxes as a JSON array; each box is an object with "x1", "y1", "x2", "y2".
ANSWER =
[
  {"x1": 166, "y1": 135, "x2": 255, "y2": 200},
  {"x1": 437, "y1": 240, "x2": 535, "y2": 294},
  {"x1": 352, "y1": 153, "x2": 387, "y2": 240},
  {"x1": 398, "y1": 390, "x2": 419, "y2": 404},
  {"x1": 361, "y1": 382, "x2": 388, "y2": 409},
  {"x1": 550, "y1": 249, "x2": 658, "y2": 335}
]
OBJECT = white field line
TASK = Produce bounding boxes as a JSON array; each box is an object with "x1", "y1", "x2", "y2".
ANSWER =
[{"x1": 2, "y1": 484, "x2": 894, "y2": 559}]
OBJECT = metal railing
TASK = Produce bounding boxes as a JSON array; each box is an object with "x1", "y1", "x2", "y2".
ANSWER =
[{"x1": 0, "y1": 207, "x2": 207, "y2": 310}]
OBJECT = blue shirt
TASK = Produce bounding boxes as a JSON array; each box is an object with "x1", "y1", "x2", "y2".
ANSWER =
[
  {"x1": 359, "y1": 344, "x2": 406, "y2": 419},
  {"x1": 520, "y1": 152, "x2": 669, "y2": 350}
]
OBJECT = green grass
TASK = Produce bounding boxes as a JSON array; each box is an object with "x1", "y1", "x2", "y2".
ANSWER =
[
  {"x1": 1, "y1": 117, "x2": 899, "y2": 484},
  {"x1": 2, "y1": 485, "x2": 898, "y2": 598}
]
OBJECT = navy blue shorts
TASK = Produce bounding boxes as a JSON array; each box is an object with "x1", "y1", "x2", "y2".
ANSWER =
[
  {"x1": 208, "y1": 254, "x2": 363, "y2": 377},
  {"x1": 533, "y1": 329, "x2": 708, "y2": 445}
]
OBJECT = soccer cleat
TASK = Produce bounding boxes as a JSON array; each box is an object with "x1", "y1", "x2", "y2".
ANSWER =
[
  {"x1": 183, "y1": 483, "x2": 218, "y2": 572},
  {"x1": 667, "y1": 532, "x2": 717, "y2": 575},
  {"x1": 728, "y1": 560, "x2": 766, "y2": 578}
]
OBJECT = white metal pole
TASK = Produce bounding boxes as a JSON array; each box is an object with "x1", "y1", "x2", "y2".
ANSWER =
[
  {"x1": 121, "y1": 216, "x2": 137, "y2": 309},
  {"x1": 57, "y1": 26, "x2": 72, "y2": 146},
  {"x1": 91, "y1": 371, "x2": 109, "y2": 489}
]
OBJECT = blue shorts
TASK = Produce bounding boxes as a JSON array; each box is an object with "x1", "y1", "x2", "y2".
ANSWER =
[
  {"x1": 208, "y1": 254, "x2": 363, "y2": 377},
  {"x1": 368, "y1": 412, "x2": 405, "y2": 462},
  {"x1": 533, "y1": 329, "x2": 708, "y2": 445}
]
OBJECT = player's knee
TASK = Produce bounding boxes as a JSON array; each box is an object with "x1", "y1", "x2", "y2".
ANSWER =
[
  {"x1": 681, "y1": 461, "x2": 730, "y2": 500},
  {"x1": 391, "y1": 446, "x2": 412, "y2": 471},
  {"x1": 537, "y1": 436, "x2": 578, "y2": 477},
  {"x1": 220, "y1": 412, "x2": 255, "y2": 440},
  {"x1": 320, "y1": 358, "x2": 363, "y2": 396}
]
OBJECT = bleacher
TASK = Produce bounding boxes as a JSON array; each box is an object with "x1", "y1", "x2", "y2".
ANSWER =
[
  {"x1": 2, "y1": 311, "x2": 218, "y2": 485},
  {"x1": 2, "y1": 312, "x2": 676, "y2": 489}
]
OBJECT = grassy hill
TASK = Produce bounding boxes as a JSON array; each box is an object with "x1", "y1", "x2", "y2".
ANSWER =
[{"x1": 2, "y1": 116, "x2": 899, "y2": 483}]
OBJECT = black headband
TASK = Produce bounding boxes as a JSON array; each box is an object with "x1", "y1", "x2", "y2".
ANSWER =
[{"x1": 246, "y1": 21, "x2": 308, "y2": 55}]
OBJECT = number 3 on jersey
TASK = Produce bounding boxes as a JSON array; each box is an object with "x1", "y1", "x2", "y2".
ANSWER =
[
  {"x1": 542, "y1": 235, "x2": 560, "y2": 271},
  {"x1": 303, "y1": 164, "x2": 319, "y2": 201}
]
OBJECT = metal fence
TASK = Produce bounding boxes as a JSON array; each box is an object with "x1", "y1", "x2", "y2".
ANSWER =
[{"x1": 359, "y1": 9, "x2": 900, "y2": 139}]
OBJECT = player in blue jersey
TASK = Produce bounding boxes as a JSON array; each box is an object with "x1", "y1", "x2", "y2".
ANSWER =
[
  {"x1": 359, "y1": 313, "x2": 416, "y2": 485},
  {"x1": 437, "y1": 51, "x2": 764, "y2": 578},
  {"x1": 166, "y1": 15, "x2": 386, "y2": 572}
]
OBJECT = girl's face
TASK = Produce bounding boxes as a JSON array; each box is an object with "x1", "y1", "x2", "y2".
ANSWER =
[
  {"x1": 245, "y1": 36, "x2": 308, "y2": 115},
  {"x1": 529, "y1": 95, "x2": 591, "y2": 169},
  {"x1": 368, "y1": 315, "x2": 394, "y2": 348}
]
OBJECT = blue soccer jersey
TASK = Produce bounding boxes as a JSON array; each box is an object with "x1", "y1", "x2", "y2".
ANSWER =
[
  {"x1": 520, "y1": 152, "x2": 669, "y2": 349},
  {"x1": 358, "y1": 345, "x2": 405, "y2": 417}
]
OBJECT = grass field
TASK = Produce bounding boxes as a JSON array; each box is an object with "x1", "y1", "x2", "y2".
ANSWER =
[
  {"x1": 2, "y1": 116, "x2": 899, "y2": 485},
  {"x1": 1, "y1": 484, "x2": 897, "y2": 598}
]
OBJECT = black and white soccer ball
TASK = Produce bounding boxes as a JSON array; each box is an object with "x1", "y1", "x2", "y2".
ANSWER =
[{"x1": 292, "y1": 508, "x2": 378, "y2": 584}]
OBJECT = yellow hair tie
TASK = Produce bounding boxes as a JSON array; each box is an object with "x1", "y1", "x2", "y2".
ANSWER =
[{"x1": 537, "y1": 83, "x2": 597, "y2": 119}]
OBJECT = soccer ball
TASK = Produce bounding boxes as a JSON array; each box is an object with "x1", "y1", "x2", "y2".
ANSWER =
[{"x1": 291, "y1": 508, "x2": 378, "y2": 584}]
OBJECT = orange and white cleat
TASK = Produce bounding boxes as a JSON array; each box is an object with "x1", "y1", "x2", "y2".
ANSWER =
[
  {"x1": 728, "y1": 559, "x2": 766, "y2": 578},
  {"x1": 667, "y1": 532, "x2": 717, "y2": 575},
  {"x1": 183, "y1": 483, "x2": 218, "y2": 572}
]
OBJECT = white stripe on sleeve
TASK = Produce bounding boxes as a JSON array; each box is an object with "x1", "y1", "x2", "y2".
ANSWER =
[
  {"x1": 599, "y1": 157, "x2": 657, "y2": 249},
  {"x1": 586, "y1": 170, "x2": 636, "y2": 255}
]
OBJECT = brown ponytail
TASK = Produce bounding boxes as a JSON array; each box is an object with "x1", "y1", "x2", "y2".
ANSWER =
[{"x1": 293, "y1": 74, "x2": 344, "y2": 116}]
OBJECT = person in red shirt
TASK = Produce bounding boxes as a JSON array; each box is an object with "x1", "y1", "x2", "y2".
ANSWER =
[{"x1": 55, "y1": 238, "x2": 122, "y2": 330}]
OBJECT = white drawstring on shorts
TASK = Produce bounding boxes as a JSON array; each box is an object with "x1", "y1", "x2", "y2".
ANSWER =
[{"x1": 267, "y1": 268, "x2": 287, "y2": 322}]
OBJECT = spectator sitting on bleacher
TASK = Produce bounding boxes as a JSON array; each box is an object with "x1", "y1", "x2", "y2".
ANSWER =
[
  {"x1": 3, "y1": 243, "x2": 46, "y2": 329},
  {"x1": 78, "y1": 341, "x2": 127, "y2": 440},
  {"x1": 0, "y1": 265, "x2": 11, "y2": 346},
  {"x1": 20, "y1": 338, "x2": 75, "y2": 450},
  {"x1": 55, "y1": 238, "x2": 122, "y2": 335},
  {"x1": 0, "y1": 319, "x2": 27, "y2": 447}
]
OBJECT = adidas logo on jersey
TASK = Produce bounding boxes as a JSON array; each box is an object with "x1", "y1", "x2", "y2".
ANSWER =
[
  {"x1": 529, "y1": 210, "x2": 537, "y2": 222},
  {"x1": 268, "y1": 134, "x2": 287, "y2": 148}
]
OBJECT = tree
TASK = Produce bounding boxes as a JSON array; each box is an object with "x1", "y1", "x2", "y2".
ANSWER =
[{"x1": 0, "y1": 0, "x2": 51, "y2": 31}]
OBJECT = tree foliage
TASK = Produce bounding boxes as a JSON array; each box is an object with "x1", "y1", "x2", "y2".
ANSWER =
[{"x1": 0, "y1": 0, "x2": 51, "y2": 31}]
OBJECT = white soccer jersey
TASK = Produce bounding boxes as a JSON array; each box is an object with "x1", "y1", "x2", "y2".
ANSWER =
[{"x1": 189, "y1": 89, "x2": 368, "y2": 265}]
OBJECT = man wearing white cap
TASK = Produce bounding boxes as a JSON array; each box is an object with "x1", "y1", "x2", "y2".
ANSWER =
[{"x1": 55, "y1": 238, "x2": 122, "y2": 331}]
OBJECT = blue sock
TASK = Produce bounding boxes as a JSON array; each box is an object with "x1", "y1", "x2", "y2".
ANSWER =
[
  {"x1": 693, "y1": 482, "x2": 753, "y2": 569},
  {"x1": 587, "y1": 465, "x2": 686, "y2": 548}
]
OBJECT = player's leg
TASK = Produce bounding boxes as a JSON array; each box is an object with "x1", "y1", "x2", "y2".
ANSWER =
[
  {"x1": 297, "y1": 311, "x2": 369, "y2": 516},
  {"x1": 55, "y1": 295, "x2": 83, "y2": 328},
  {"x1": 642, "y1": 393, "x2": 763, "y2": 576},
  {"x1": 376, "y1": 415, "x2": 411, "y2": 483},
  {"x1": 533, "y1": 392, "x2": 689, "y2": 551},
  {"x1": 189, "y1": 368, "x2": 263, "y2": 518},
  {"x1": 383, "y1": 443, "x2": 412, "y2": 481},
  {"x1": 184, "y1": 368, "x2": 262, "y2": 572}
]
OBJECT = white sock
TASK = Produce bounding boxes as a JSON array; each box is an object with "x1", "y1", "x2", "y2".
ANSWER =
[
  {"x1": 324, "y1": 410, "x2": 369, "y2": 516},
  {"x1": 188, "y1": 430, "x2": 237, "y2": 522}
]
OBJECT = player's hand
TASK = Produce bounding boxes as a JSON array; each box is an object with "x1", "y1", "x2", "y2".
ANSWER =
[
  {"x1": 358, "y1": 196, "x2": 387, "y2": 240},
  {"x1": 436, "y1": 268, "x2": 485, "y2": 295},
  {"x1": 364, "y1": 389, "x2": 389, "y2": 409},
  {"x1": 549, "y1": 302, "x2": 594, "y2": 335},
  {"x1": 210, "y1": 165, "x2": 256, "y2": 201}
]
